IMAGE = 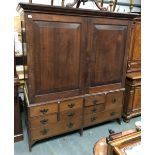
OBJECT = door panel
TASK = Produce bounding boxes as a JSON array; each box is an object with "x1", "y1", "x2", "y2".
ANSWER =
[
  {"x1": 26, "y1": 14, "x2": 86, "y2": 102},
  {"x1": 89, "y1": 20, "x2": 128, "y2": 89}
]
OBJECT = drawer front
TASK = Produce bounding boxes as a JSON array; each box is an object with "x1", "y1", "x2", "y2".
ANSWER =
[
  {"x1": 29, "y1": 103, "x2": 58, "y2": 117},
  {"x1": 84, "y1": 108, "x2": 122, "y2": 127},
  {"x1": 31, "y1": 119, "x2": 81, "y2": 141},
  {"x1": 30, "y1": 113, "x2": 58, "y2": 128},
  {"x1": 60, "y1": 108, "x2": 82, "y2": 121},
  {"x1": 85, "y1": 93, "x2": 105, "y2": 106},
  {"x1": 106, "y1": 91, "x2": 124, "y2": 110},
  {"x1": 84, "y1": 104, "x2": 106, "y2": 115},
  {"x1": 60, "y1": 98, "x2": 83, "y2": 111},
  {"x1": 61, "y1": 119, "x2": 81, "y2": 132},
  {"x1": 31, "y1": 126, "x2": 53, "y2": 140}
]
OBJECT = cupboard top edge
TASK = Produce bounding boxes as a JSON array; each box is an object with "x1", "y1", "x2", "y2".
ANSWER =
[{"x1": 17, "y1": 2, "x2": 140, "y2": 20}]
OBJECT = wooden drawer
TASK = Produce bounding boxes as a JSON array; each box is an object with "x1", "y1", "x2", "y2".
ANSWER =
[
  {"x1": 85, "y1": 93, "x2": 105, "y2": 106},
  {"x1": 31, "y1": 125, "x2": 53, "y2": 140},
  {"x1": 84, "y1": 104, "x2": 105, "y2": 115},
  {"x1": 30, "y1": 113, "x2": 58, "y2": 128},
  {"x1": 29, "y1": 103, "x2": 58, "y2": 117},
  {"x1": 84, "y1": 108, "x2": 122, "y2": 127},
  {"x1": 61, "y1": 119, "x2": 81, "y2": 132},
  {"x1": 106, "y1": 91, "x2": 124, "y2": 110},
  {"x1": 60, "y1": 108, "x2": 82, "y2": 121},
  {"x1": 31, "y1": 119, "x2": 81, "y2": 141},
  {"x1": 60, "y1": 98, "x2": 83, "y2": 111}
]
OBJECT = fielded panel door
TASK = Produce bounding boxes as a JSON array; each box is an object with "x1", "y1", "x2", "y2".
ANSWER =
[
  {"x1": 25, "y1": 13, "x2": 87, "y2": 103},
  {"x1": 88, "y1": 18, "x2": 129, "y2": 92}
]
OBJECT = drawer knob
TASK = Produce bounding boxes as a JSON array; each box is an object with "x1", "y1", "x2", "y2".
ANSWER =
[
  {"x1": 40, "y1": 108, "x2": 49, "y2": 114},
  {"x1": 68, "y1": 103, "x2": 75, "y2": 108},
  {"x1": 40, "y1": 119, "x2": 49, "y2": 125},
  {"x1": 67, "y1": 123, "x2": 74, "y2": 128},
  {"x1": 67, "y1": 112, "x2": 75, "y2": 117},
  {"x1": 110, "y1": 112, "x2": 115, "y2": 116},
  {"x1": 93, "y1": 100, "x2": 98, "y2": 105},
  {"x1": 91, "y1": 117, "x2": 96, "y2": 122},
  {"x1": 40, "y1": 128, "x2": 49, "y2": 135},
  {"x1": 112, "y1": 97, "x2": 116, "y2": 103},
  {"x1": 91, "y1": 108, "x2": 97, "y2": 113}
]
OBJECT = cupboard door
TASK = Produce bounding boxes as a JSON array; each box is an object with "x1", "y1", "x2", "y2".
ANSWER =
[
  {"x1": 25, "y1": 14, "x2": 87, "y2": 103},
  {"x1": 88, "y1": 19, "x2": 129, "y2": 91}
]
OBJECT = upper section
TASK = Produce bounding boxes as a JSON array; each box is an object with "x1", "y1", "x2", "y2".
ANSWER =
[{"x1": 17, "y1": 2, "x2": 140, "y2": 20}]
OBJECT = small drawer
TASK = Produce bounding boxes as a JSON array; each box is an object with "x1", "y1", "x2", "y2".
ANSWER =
[
  {"x1": 60, "y1": 108, "x2": 82, "y2": 121},
  {"x1": 84, "y1": 104, "x2": 106, "y2": 115},
  {"x1": 60, "y1": 98, "x2": 83, "y2": 111},
  {"x1": 85, "y1": 93, "x2": 105, "y2": 107},
  {"x1": 29, "y1": 103, "x2": 58, "y2": 117},
  {"x1": 106, "y1": 91, "x2": 124, "y2": 110},
  {"x1": 30, "y1": 113, "x2": 58, "y2": 128}
]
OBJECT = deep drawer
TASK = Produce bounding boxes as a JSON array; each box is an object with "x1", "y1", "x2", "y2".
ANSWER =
[
  {"x1": 30, "y1": 113, "x2": 58, "y2": 128},
  {"x1": 29, "y1": 103, "x2": 58, "y2": 117},
  {"x1": 31, "y1": 119, "x2": 81, "y2": 141},
  {"x1": 84, "y1": 108, "x2": 122, "y2": 127},
  {"x1": 60, "y1": 98, "x2": 83, "y2": 111},
  {"x1": 85, "y1": 93, "x2": 106, "y2": 106}
]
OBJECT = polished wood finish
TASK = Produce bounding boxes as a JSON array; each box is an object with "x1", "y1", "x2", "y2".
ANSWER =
[
  {"x1": 93, "y1": 129, "x2": 138, "y2": 155},
  {"x1": 17, "y1": 3, "x2": 139, "y2": 151},
  {"x1": 123, "y1": 72, "x2": 141, "y2": 122},
  {"x1": 29, "y1": 103, "x2": 58, "y2": 117},
  {"x1": 123, "y1": 18, "x2": 141, "y2": 122},
  {"x1": 127, "y1": 19, "x2": 141, "y2": 73},
  {"x1": 107, "y1": 131, "x2": 141, "y2": 155}
]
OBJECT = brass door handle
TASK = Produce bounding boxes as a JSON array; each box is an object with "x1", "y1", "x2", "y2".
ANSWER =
[
  {"x1": 68, "y1": 103, "x2": 75, "y2": 108},
  {"x1": 67, "y1": 122, "x2": 74, "y2": 128},
  {"x1": 91, "y1": 108, "x2": 97, "y2": 113},
  {"x1": 40, "y1": 108, "x2": 49, "y2": 114},
  {"x1": 40, "y1": 119, "x2": 49, "y2": 125},
  {"x1": 91, "y1": 117, "x2": 96, "y2": 122},
  {"x1": 112, "y1": 97, "x2": 116, "y2": 103},
  {"x1": 93, "y1": 100, "x2": 98, "y2": 105},
  {"x1": 110, "y1": 112, "x2": 115, "y2": 116},
  {"x1": 67, "y1": 112, "x2": 75, "y2": 117},
  {"x1": 40, "y1": 128, "x2": 49, "y2": 135}
]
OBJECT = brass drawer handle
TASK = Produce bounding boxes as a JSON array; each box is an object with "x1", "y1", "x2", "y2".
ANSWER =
[
  {"x1": 110, "y1": 112, "x2": 115, "y2": 116},
  {"x1": 91, "y1": 108, "x2": 97, "y2": 113},
  {"x1": 40, "y1": 119, "x2": 49, "y2": 125},
  {"x1": 67, "y1": 122, "x2": 74, "y2": 128},
  {"x1": 40, "y1": 128, "x2": 49, "y2": 135},
  {"x1": 91, "y1": 117, "x2": 96, "y2": 122},
  {"x1": 67, "y1": 112, "x2": 75, "y2": 117},
  {"x1": 68, "y1": 103, "x2": 75, "y2": 108},
  {"x1": 40, "y1": 108, "x2": 49, "y2": 114},
  {"x1": 93, "y1": 100, "x2": 98, "y2": 105},
  {"x1": 112, "y1": 97, "x2": 116, "y2": 104}
]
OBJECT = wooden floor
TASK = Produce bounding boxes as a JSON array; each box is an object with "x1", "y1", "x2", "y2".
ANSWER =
[{"x1": 14, "y1": 116, "x2": 141, "y2": 155}]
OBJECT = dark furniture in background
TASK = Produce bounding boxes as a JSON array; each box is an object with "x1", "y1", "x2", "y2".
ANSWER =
[
  {"x1": 123, "y1": 18, "x2": 141, "y2": 122},
  {"x1": 17, "y1": 3, "x2": 140, "y2": 151},
  {"x1": 14, "y1": 56, "x2": 23, "y2": 142}
]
